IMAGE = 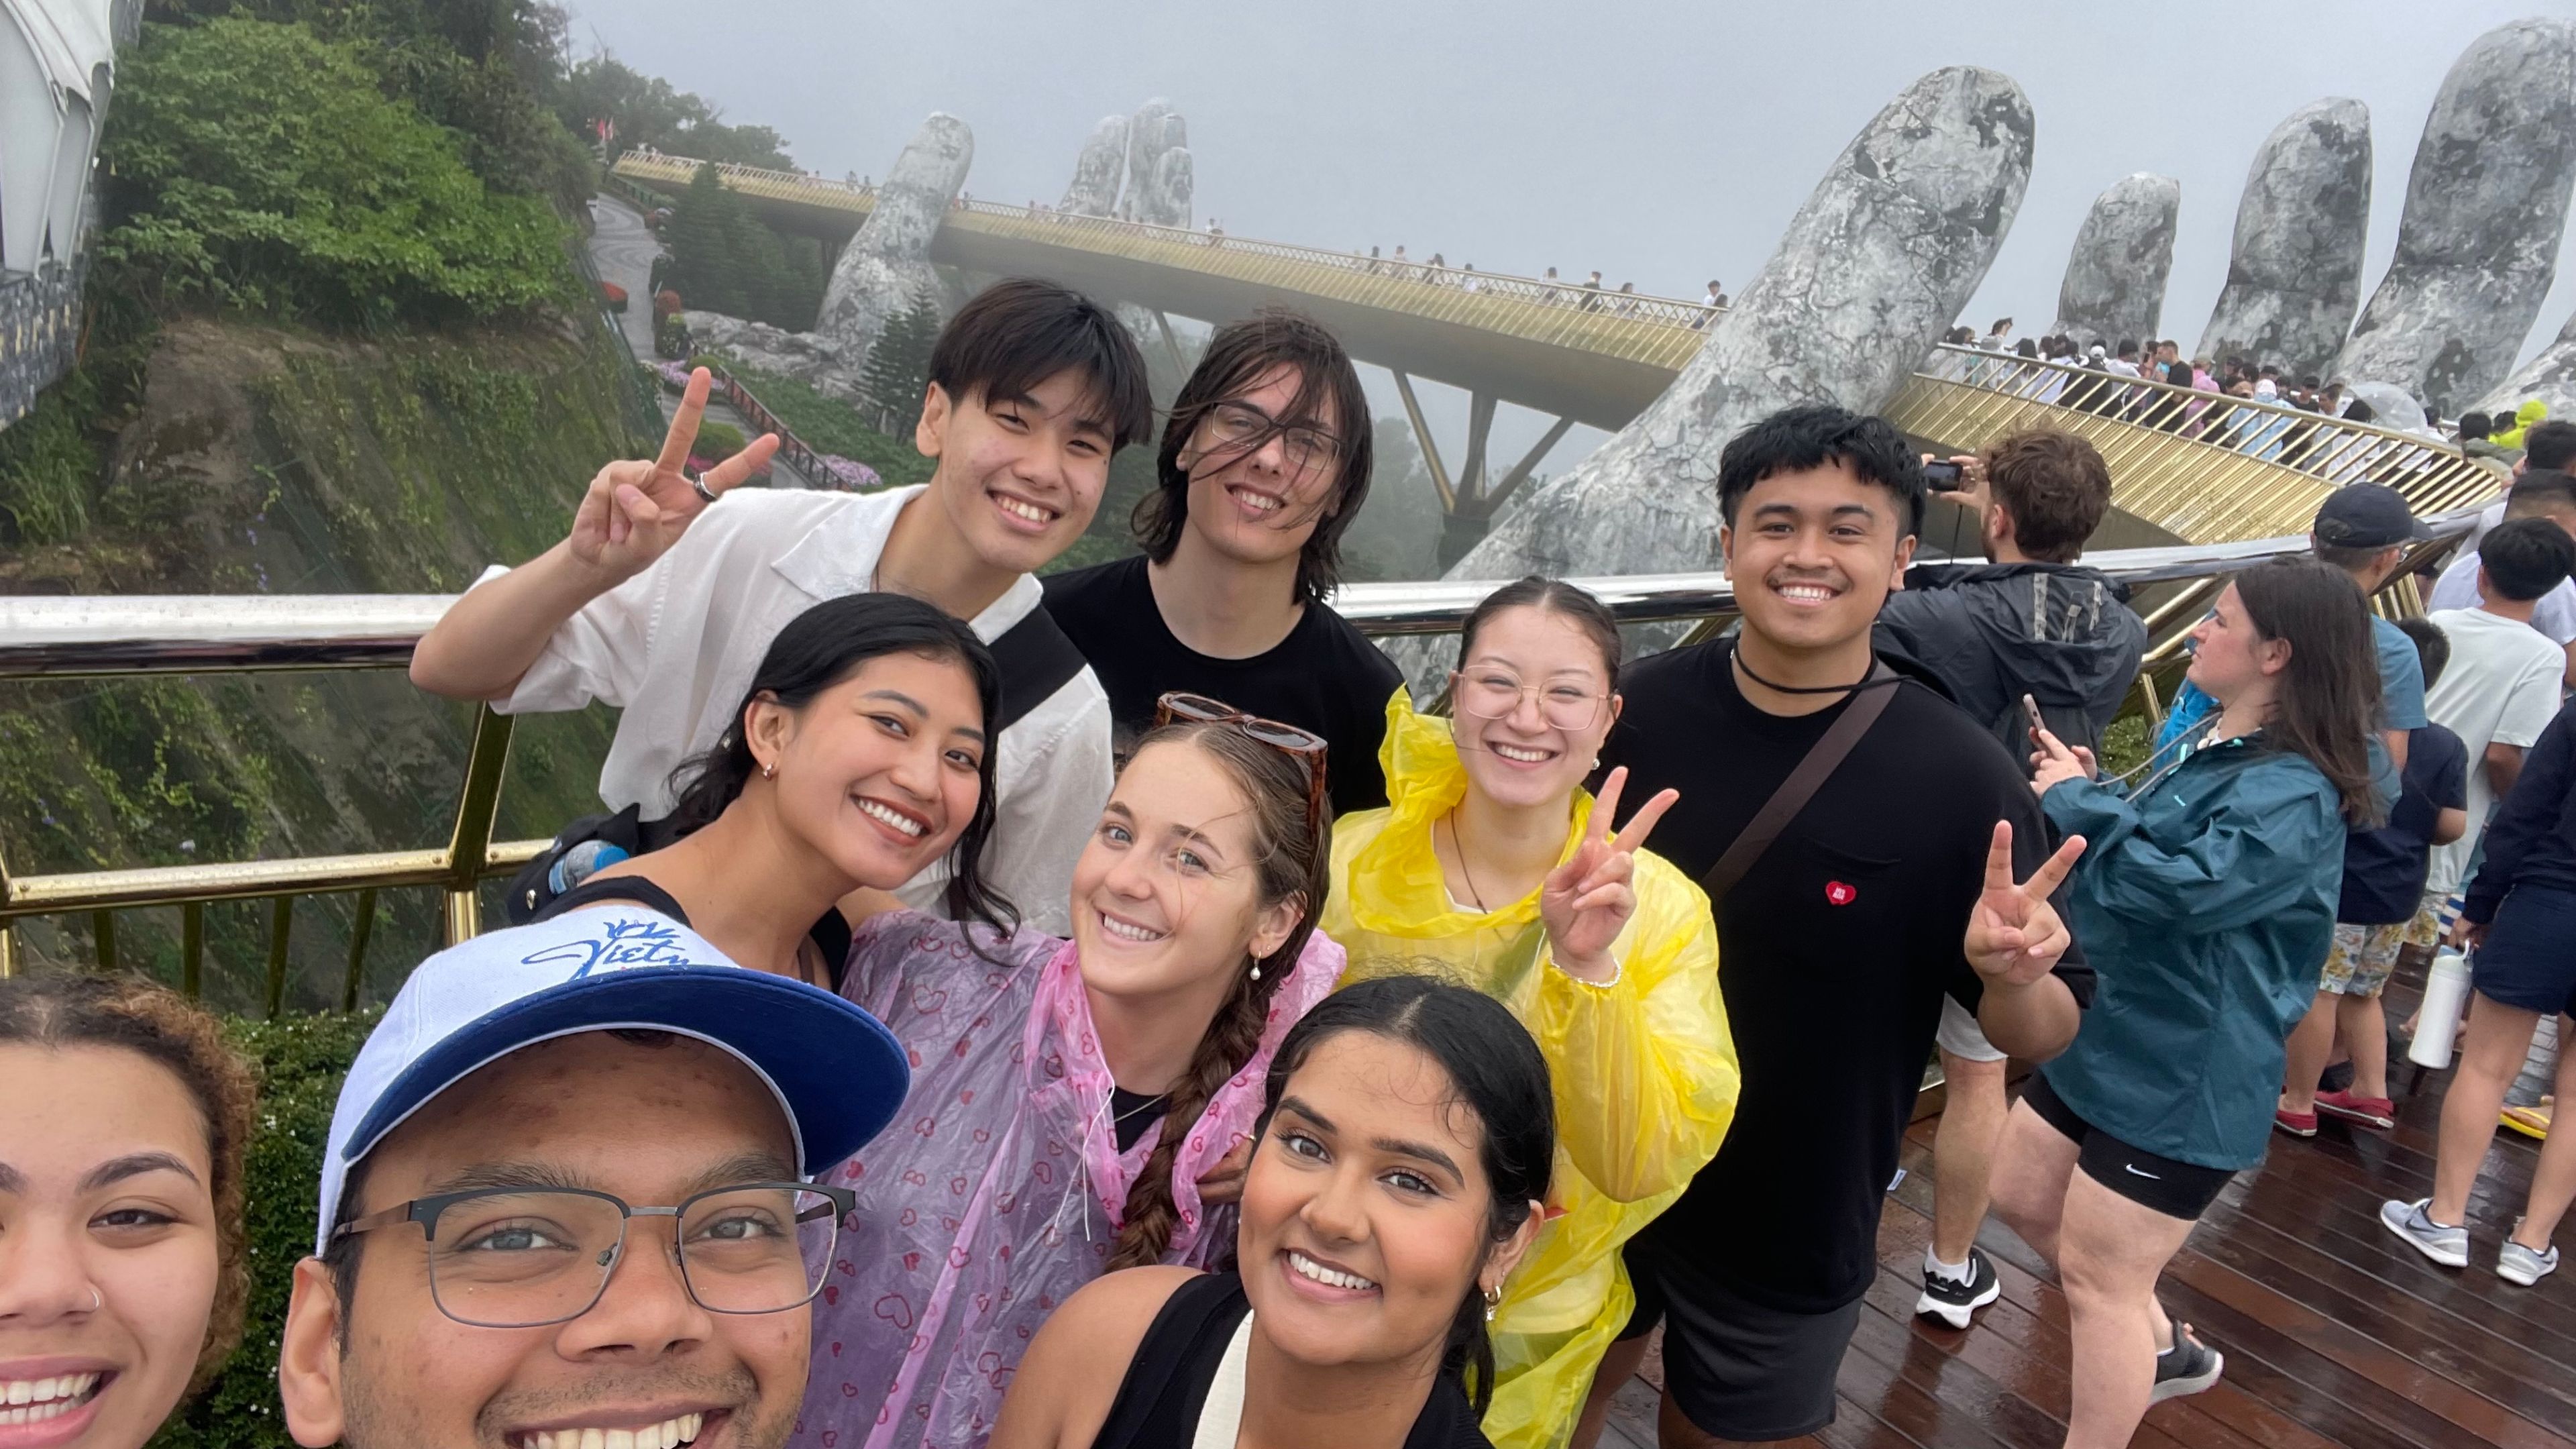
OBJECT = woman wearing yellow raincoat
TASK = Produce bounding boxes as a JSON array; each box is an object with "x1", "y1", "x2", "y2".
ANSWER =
[
  {"x1": 1322, "y1": 578, "x2": 1739, "y2": 1449},
  {"x1": 2494, "y1": 398, "x2": 2549, "y2": 451}
]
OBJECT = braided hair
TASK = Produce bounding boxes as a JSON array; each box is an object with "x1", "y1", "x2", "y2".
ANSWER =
[{"x1": 1103, "y1": 721, "x2": 1329, "y2": 1270}]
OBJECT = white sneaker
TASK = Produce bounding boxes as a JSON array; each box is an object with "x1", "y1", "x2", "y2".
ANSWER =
[
  {"x1": 2500, "y1": 1222, "x2": 2559, "y2": 1287},
  {"x1": 2380, "y1": 1197, "x2": 2469, "y2": 1269}
]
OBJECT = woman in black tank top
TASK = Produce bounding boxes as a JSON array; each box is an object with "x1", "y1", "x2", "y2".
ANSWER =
[
  {"x1": 535, "y1": 594, "x2": 1014, "y2": 984},
  {"x1": 989, "y1": 979, "x2": 1557, "y2": 1449}
]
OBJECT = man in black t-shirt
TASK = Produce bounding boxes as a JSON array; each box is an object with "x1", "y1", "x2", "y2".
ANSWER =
[
  {"x1": 1043, "y1": 310, "x2": 1403, "y2": 816},
  {"x1": 1571, "y1": 405, "x2": 2091, "y2": 1449}
]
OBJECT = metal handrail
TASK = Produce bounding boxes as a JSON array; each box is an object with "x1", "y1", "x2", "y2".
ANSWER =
[
  {"x1": 0, "y1": 518, "x2": 2477, "y2": 989},
  {"x1": 608, "y1": 153, "x2": 1723, "y2": 331}
]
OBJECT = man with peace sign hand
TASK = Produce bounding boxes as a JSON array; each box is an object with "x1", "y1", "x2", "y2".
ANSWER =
[
  {"x1": 412, "y1": 280, "x2": 1154, "y2": 934},
  {"x1": 1573, "y1": 407, "x2": 2090, "y2": 1449}
]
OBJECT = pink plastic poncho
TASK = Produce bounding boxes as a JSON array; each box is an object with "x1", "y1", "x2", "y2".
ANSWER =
[{"x1": 790, "y1": 911, "x2": 1344, "y2": 1449}]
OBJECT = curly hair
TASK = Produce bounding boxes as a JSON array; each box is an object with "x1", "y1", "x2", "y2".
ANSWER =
[
  {"x1": 0, "y1": 971, "x2": 258, "y2": 1395},
  {"x1": 1103, "y1": 721, "x2": 1330, "y2": 1271}
]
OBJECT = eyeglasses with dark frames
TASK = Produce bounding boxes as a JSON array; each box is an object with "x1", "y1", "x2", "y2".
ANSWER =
[
  {"x1": 1196, "y1": 400, "x2": 1340, "y2": 478},
  {"x1": 329, "y1": 1181, "x2": 854, "y2": 1329},
  {"x1": 1154, "y1": 692, "x2": 1330, "y2": 835}
]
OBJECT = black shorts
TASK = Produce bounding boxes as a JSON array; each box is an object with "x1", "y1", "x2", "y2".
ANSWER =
[
  {"x1": 1615, "y1": 1234, "x2": 1860, "y2": 1442},
  {"x1": 2473, "y1": 886, "x2": 2576, "y2": 1016},
  {"x1": 2021, "y1": 1073, "x2": 2233, "y2": 1220}
]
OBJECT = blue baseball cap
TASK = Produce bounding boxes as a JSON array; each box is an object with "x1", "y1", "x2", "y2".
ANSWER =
[{"x1": 315, "y1": 908, "x2": 908, "y2": 1252}]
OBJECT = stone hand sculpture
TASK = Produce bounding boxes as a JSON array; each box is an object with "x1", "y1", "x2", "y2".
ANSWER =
[
  {"x1": 2050, "y1": 173, "x2": 2180, "y2": 350},
  {"x1": 1061, "y1": 115, "x2": 1128, "y2": 217},
  {"x1": 2196, "y1": 99, "x2": 2369, "y2": 377},
  {"x1": 816, "y1": 112, "x2": 974, "y2": 366},
  {"x1": 2336, "y1": 18, "x2": 2576, "y2": 417},
  {"x1": 1387, "y1": 67, "x2": 2033, "y2": 690}
]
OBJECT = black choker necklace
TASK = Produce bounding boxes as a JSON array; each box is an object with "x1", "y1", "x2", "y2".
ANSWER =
[{"x1": 1733, "y1": 649, "x2": 1876, "y2": 696}]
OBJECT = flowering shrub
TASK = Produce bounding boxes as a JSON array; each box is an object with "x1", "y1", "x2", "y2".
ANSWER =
[{"x1": 817, "y1": 454, "x2": 883, "y2": 490}]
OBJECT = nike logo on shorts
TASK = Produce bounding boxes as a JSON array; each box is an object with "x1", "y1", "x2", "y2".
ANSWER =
[{"x1": 2125, "y1": 1164, "x2": 2162, "y2": 1179}]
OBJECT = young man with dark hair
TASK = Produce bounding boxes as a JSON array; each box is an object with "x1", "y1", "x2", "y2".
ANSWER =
[
  {"x1": 2431, "y1": 461, "x2": 2576, "y2": 687},
  {"x1": 2460, "y1": 411, "x2": 2519, "y2": 472},
  {"x1": 1571, "y1": 404, "x2": 2090, "y2": 1448},
  {"x1": 277, "y1": 906, "x2": 912, "y2": 1449},
  {"x1": 1041, "y1": 308, "x2": 1403, "y2": 814},
  {"x1": 412, "y1": 278, "x2": 1153, "y2": 932},
  {"x1": 1871, "y1": 425, "x2": 2143, "y2": 1330}
]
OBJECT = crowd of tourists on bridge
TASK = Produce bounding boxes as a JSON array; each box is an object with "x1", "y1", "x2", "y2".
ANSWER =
[{"x1": 10, "y1": 278, "x2": 2576, "y2": 1449}]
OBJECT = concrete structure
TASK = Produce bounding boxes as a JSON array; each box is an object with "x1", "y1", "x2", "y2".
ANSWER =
[
  {"x1": 2050, "y1": 173, "x2": 2180, "y2": 350},
  {"x1": 2336, "y1": 18, "x2": 2576, "y2": 418},
  {"x1": 2196, "y1": 99, "x2": 2371, "y2": 376},
  {"x1": 814, "y1": 113, "x2": 973, "y2": 370},
  {"x1": 0, "y1": 0, "x2": 127, "y2": 431}
]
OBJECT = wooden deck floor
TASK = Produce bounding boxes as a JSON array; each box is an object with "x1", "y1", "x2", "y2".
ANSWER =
[{"x1": 1598, "y1": 980, "x2": 2570, "y2": 1448}]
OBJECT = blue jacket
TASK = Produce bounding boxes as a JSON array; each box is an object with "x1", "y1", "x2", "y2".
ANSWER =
[{"x1": 2037, "y1": 737, "x2": 2346, "y2": 1171}]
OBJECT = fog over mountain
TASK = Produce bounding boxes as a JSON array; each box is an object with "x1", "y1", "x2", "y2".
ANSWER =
[{"x1": 572, "y1": 0, "x2": 2576, "y2": 480}]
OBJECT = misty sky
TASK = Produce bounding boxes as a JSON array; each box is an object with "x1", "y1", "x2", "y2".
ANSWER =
[{"x1": 570, "y1": 0, "x2": 2576, "y2": 473}]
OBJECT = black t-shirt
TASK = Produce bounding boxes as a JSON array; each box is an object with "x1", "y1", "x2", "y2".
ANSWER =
[
  {"x1": 2339, "y1": 723, "x2": 2467, "y2": 924},
  {"x1": 1599, "y1": 641, "x2": 2092, "y2": 1314},
  {"x1": 1042, "y1": 555, "x2": 1405, "y2": 816},
  {"x1": 1110, "y1": 1086, "x2": 1170, "y2": 1152}
]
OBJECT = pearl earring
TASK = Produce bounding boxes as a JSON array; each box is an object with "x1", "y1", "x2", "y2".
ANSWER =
[
  {"x1": 1250, "y1": 962, "x2": 1263, "y2": 981},
  {"x1": 1483, "y1": 1285, "x2": 1501, "y2": 1321},
  {"x1": 761, "y1": 761, "x2": 777, "y2": 780}
]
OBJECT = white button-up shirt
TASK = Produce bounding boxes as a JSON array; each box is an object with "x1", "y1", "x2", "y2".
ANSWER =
[{"x1": 484, "y1": 485, "x2": 1112, "y2": 934}]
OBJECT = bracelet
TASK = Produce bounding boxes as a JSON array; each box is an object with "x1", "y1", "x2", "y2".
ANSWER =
[{"x1": 1544, "y1": 946, "x2": 1624, "y2": 989}]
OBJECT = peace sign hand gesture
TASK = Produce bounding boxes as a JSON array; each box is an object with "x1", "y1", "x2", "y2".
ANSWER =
[
  {"x1": 567, "y1": 367, "x2": 781, "y2": 584},
  {"x1": 1540, "y1": 767, "x2": 1680, "y2": 984},
  {"x1": 1965, "y1": 820, "x2": 2087, "y2": 987}
]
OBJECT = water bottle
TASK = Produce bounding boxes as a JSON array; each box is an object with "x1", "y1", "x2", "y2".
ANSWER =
[
  {"x1": 2410, "y1": 949, "x2": 2473, "y2": 1071},
  {"x1": 547, "y1": 839, "x2": 629, "y2": 896}
]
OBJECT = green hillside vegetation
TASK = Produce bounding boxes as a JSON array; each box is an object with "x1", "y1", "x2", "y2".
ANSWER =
[
  {"x1": 660, "y1": 162, "x2": 829, "y2": 329},
  {"x1": 561, "y1": 53, "x2": 798, "y2": 168},
  {"x1": 717, "y1": 360, "x2": 938, "y2": 488}
]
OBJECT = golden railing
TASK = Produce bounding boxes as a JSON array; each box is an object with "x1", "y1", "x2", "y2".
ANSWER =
[
  {"x1": 609, "y1": 154, "x2": 1719, "y2": 369},
  {"x1": 1886, "y1": 348, "x2": 2506, "y2": 545},
  {"x1": 0, "y1": 521, "x2": 2474, "y2": 998}
]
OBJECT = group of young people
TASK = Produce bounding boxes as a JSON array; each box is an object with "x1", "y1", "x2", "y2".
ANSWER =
[{"x1": 3, "y1": 272, "x2": 2554, "y2": 1449}]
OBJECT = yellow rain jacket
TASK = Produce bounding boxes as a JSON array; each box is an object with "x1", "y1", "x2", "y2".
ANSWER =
[
  {"x1": 1322, "y1": 692, "x2": 1738, "y2": 1449},
  {"x1": 2496, "y1": 398, "x2": 2548, "y2": 450}
]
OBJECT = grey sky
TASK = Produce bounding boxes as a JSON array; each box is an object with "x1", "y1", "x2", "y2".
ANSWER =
[{"x1": 574, "y1": 0, "x2": 2576, "y2": 471}]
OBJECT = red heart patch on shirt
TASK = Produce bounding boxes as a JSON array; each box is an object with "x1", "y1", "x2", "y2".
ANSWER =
[{"x1": 1825, "y1": 880, "x2": 1857, "y2": 906}]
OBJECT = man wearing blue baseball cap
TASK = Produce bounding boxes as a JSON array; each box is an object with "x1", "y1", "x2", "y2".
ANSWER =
[{"x1": 276, "y1": 905, "x2": 909, "y2": 1449}]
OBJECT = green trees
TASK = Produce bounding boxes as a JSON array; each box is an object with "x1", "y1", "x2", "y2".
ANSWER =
[
  {"x1": 99, "y1": 19, "x2": 573, "y2": 329},
  {"x1": 659, "y1": 164, "x2": 827, "y2": 330},
  {"x1": 860, "y1": 286, "x2": 943, "y2": 426},
  {"x1": 561, "y1": 56, "x2": 796, "y2": 168}
]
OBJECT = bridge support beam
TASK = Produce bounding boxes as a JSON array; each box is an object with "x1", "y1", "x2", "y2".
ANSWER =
[{"x1": 1392, "y1": 373, "x2": 1572, "y2": 572}]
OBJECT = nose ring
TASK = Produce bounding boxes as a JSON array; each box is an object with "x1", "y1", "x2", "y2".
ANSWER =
[{"x1": 86, "y1": 1285, "x2": 103, "y2": 1311}]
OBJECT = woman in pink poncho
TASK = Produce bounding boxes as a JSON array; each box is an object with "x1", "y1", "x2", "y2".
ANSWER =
[{"x1": 794, "y1": 706, "x2": 1346, "y2": 1449}]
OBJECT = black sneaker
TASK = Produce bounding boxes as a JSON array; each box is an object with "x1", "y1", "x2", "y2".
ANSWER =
[
  {"x1": 2318, "y1": 1059, "x2": 2356, "y2": 1095},
  {"x1": 2150, "y1": 1321, "x2": 2224, "y2": 1402},
  {"x1": 1913, "y1": 1246, "x2": 2001, "y2": 1329}
]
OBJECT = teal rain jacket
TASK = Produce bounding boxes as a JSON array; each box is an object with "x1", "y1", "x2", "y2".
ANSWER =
[{"x1": 2035, "y1": 735, "x2": 2346, "y2": 1171}]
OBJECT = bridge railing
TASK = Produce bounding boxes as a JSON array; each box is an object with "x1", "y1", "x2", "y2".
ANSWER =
[
  {"x1": 0, "y1": 517, "x2": 2476, "y2": 995},
  {"x1": 607, "y1": 152, "x2": 1724, "y2": 331},
  {"x1": 1913, "y1": 345, "x2": 2505, "y2": 516}
]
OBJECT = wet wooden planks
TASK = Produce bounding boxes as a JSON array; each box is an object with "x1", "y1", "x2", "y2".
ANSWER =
[{"x1": 1597, "y1": 1034, "x2": 2569, "y2": 1449}]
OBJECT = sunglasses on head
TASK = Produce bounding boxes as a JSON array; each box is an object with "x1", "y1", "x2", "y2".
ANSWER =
[{"x1": 1153, "y1": 692, "x2": 1330, "y2": 835}]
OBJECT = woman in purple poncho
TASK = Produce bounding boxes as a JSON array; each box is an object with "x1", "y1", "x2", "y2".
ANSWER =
[{"x1": 793, "y1": 702, "x2": 1345, "y2": 1449}]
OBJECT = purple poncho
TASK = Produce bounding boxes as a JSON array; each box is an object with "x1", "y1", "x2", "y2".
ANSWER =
[{"x1": 790, "y1": 911, "x2": 1343, "y2": 1449}]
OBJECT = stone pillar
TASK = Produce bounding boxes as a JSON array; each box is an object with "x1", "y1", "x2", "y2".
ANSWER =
[
  {"x1": 2049, "y1": 173, "x2": 2180, "y2": 350},
  {"x1": 816, "y1": 113, "x2": 973, "y2": 366},
  {"x1": 2195, "y1": 99, "x2": 2371, "y2": 376},
  {"x1": 2336, "y1": 18, "x2": 2576, "y2": 418},
  {"x1": 1061, "y1": 115, "x2": 1128, "y2": 217},
  {"x1": 1391, "y1": 67, "x2": 2033, "y2": 688}
]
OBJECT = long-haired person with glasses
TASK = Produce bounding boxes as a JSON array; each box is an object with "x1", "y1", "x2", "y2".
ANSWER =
[
  {"x1": 277, "y1": 899, "x2": 914, "y2": 1449},
  {"x1": 1321, "y1": 578, "x2": 1739, "y2": 1449},
  {"x1": 1043, "y1": 309, "x2": 1407, "y2": 816},
  {"x1": 792, "y1": 696, "x2": 1346, "y2": 1449}
]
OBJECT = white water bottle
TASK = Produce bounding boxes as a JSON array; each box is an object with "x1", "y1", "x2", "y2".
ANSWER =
[{"x1": 2410, "y1": 949, "x2": 2473, "y2": 1071}]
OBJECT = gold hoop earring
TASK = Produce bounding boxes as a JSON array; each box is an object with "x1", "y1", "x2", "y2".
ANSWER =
[{"x1": 1483, "y1": 1284, "x2": 1501, "y2": 1321}]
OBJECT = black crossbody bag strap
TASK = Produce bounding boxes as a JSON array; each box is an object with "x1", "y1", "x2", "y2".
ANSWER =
[
  {"x1": 989, "y1": 604, "x2": 1089, "y2": 733},
  {"x1": 1700, "y1": 664, "x2": 1900, "y2": 904}
]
